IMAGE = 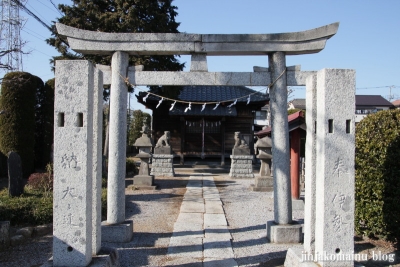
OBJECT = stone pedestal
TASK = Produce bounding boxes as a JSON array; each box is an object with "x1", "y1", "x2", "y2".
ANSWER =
[
  {"x1": 101, "y1": 220, "x2": 133, "y2": 243},
  {"x1": 266, "y1": 221, "x2": 303, "y2": 244},
  {"x1": 151, "y1": 154, "x2": 174, "y2": 177},
  {"x1": 229, "y1": 155, "x2": 254, "y2": 178},
  {"x1": 251, "y1": 176, "x2": 273, "y2": 192}
]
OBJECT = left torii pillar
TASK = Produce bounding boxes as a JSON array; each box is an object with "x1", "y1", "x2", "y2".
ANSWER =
[
  {"x1": 266, "y1": 52, "x2": 302, "y2": 243},
  {"x1": 101, "y1": 51, "x2": 133, "y2": 242}
]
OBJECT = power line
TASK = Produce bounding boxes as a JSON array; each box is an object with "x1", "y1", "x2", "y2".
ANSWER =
[
  {"x1": 49, "y1": 0, "x2": 62, "y2": 16},
  {"x1": 34, "y1": 0, "x2": 61, "y2": 16},
  {"x1": 25, "y1": 1, "x2": 51, "y2": 26},
  {"x1": 21, "y1": 27, "x2": 47, "y2": 40},
  {"x1": 11, "y1": 0, "x2": 53, "y2": 32}
]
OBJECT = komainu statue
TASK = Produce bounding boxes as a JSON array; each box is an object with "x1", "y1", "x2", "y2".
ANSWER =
[
  {"x1": 233, "y1": 131, "x2": 249, "y2": 148},
  {"x1": 155, "y1": 131, "x2": 171, "y2": 148}
]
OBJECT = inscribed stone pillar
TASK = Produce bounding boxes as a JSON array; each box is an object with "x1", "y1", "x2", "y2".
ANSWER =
[
  {"x1": 304, "y1": 73, "x2": 317, "y2": 254},
  {"x1": 315, "y1": 69, "x2": 355, "y2": 266},
  {"x1": 53, "y1": 60, "x2": 94, "y2": 266},
  {"x1": 269, "y1": 52, "x2": 292, "y2": 225},
  {"x1": 92, "y1": 68, "x2": 103, "y2": 254},
  {"x1": 107, "y1": 51, "x2": 129, "y2": 224}
]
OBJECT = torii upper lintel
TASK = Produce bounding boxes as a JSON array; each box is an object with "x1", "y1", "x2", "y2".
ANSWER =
[{"x1": 56, "y1": 22, "x2": 339, "y2": 56}]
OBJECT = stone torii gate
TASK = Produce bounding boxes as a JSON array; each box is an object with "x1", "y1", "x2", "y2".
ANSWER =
[{"x1": 51, "y1": 22, "x2": 355, "y2": 267}]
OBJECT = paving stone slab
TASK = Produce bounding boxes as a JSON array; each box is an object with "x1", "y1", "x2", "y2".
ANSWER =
[
  {"x1": 205, "y1": 200, "x2": 225, "y2": 214},
  {"x1": 203, "y1": 238, "x2": 235, "y2": 259},
  {"x1": 172, "y1": 222, "x2": 204, "y2": 238},
  {"x1": 203, "y1": 258, "x2": 238, "y2": 267},
  {"x1": 180, "y1": 201, "x2": 205, "y2": 213},
  {"x1": 163, "y1": 257, "x2": 203, "y2": 267},
  {"x1": 167, "y1": 236, "x2": 203, "y2": 258},
  {"x1": 205, "y1": 225, "x2": 232, "y2": 240},
  {"x1": 204, "y1": 213, "x2": 227, "y2": 227},
  {"x1": 176, "y1": 213, "x2": 204, "y2": 224}
]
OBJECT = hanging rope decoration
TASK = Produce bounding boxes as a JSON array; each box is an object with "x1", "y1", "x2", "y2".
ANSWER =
[
  {"x1": 184, "y1": 102, "x2": 192, "y2": 113},
  {"x1": 156, "y1": 97, "x2": 164, "y2": 108},
  {"x1": 201, "y1": 103, "x2": 206, "y2": 112},
  {"x1": 227, "y1": 99, "x2": 237, "y2": 108},
  {"x1": 170, "y1": 101, "x2": 176, "y2": 111},
  {"x1": 142, "y1": 93, "x2": 150, "y2": 102},
  {"x1": 120, "y1": 68, "x2": 286, "y2": 110}
]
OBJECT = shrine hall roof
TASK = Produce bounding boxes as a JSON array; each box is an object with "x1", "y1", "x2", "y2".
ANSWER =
[{"x1": 178, "y1": 86, "x2": 268, "y2": 103}]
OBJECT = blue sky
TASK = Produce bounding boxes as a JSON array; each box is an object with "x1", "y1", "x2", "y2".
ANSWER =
[{"x1": 3, "y1": 0, "x2": 400, "y2": 110}]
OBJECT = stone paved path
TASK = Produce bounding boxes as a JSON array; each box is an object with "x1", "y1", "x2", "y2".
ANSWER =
[{"x1": 164, "y1": 174, "x2": 238, "y2": 267}]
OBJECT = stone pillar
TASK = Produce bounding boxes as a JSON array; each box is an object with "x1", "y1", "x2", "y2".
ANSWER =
[
  {"x1": 269, "y1": 52, "x2": 292, "y2": 224},
  {"x1": 102, "y1": 51, "x2": 133, "y2": 243},
  {"x1": 304, "y1": 73, "x2": 317, "y2": 254},
  {"x1": 314, "y1": 69, "x2": 355, "y2": 266},
  {"x1": 53, "y1": 60, "x2": 94, "y2": 266},
  {"x1": 290, "y1": 129, "x2": 300, "y2": 199},
  {"x1": 92, "y1": 68, "x2": 103, "y2": 254},
  {"x1": 107, "y1": 51, "x2": 129, "y2": 224},
  {"x1": 266, "y1": 52, "x2": 302, "y2": 244}
]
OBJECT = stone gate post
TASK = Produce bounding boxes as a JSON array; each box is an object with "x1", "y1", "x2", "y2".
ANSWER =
[
  {"x1": 314, "y1": 69, "x2": 355, "y2": 266},
  {"x1": 53, "y1": 60, "x2": 94, "y2": 266}
]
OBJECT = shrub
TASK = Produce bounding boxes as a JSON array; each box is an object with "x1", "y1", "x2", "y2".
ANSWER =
[
  {"x1": 0, "y1": 188, "x2": 53, "y2": 226},
  {"x1": 355, "y1": 109, "x2": 400, "y2": 242},
  {"x1": 27, "y1": 173, "x2": 53, "y2": 193},
  {"x1": 126, "y1": 157, "x2": 138, "y2": 174}
]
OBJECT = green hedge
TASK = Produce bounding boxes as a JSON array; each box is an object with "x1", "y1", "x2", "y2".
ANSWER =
[
  {"x1": 0, "y1": 72, "x2": 42, "y2": 177},
  {"x1": 355, "y1": 109, "x2": 400, "y2": 242},
  {"x1": 0, "y1": 188, "x2": 53, "y2": 225}
]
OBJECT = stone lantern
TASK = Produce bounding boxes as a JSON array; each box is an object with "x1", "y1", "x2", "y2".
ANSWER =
[
  {"x1": 132, "y1": 122, "x2": 155, "y2": 189},
  {"x1": 251, "y1": 136, "x2": 273, "y2": 191}
]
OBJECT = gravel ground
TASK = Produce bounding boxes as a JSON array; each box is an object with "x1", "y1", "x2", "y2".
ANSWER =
[
  {"x1": 215, "y1": 175, "x2": 303, "y2": 267},
  {"x1": 1, "y1": 173, "x2": 399, "y2": 267}
]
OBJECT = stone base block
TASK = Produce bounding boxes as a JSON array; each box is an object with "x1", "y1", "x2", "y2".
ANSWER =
[
  {"x1": 127, "y1": 184, "x2": 157, "y2": 190},
  {"x1": 151, "y1": 154, "x2": 175, "y2": 176},
  {"x1": 133, "y1": 175, "x2": 154, "y2": 186},
  {"x1": 250, "y1": 176, "x2": 273, "y2": 191},
  {"x1": 266, "y1": 221, "x2": 303, "y2": 243},
  {"x1": 229, "y1": 155, "x2": 254, "y2": 179},
  {"x1": 101, "y1": 220, "x2": 133, "y2": 243},
  {"x1": 292, "y1": 199, "x2": 305, "y2": 210},
  {"x1": 41, "y1": 247, "x2": 119, "y2": 267},
  {"x1": 250, "y1": 185, "x2": 273, "y2": 192},
  {"x1": 284, "y1": 248, "x2": 318, "y2": 267}
]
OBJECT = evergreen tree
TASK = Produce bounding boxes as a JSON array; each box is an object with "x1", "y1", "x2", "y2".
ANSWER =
[
  {"x1": 47, "y1": 0, "x2": 184, "y2": 75},
  {"x1": 128, "y1": 110, "x2": 151, "y2": 145},
  {"x1": 34, "y1": 78, "x2": 54, "y2": 169},
  {"x1": 0, "y1": 72, "x2": 39, "y2": 177}
]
